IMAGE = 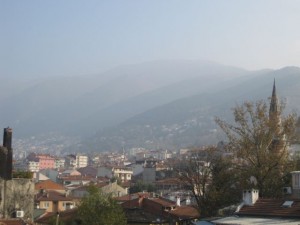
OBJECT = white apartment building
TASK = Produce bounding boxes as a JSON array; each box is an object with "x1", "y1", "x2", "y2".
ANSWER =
[
  {"x1": 28, "y1": 160, "x2": 39, "y2": 172},
  {"x1": 54, "y1": 158, "x2": 65, "y2": 169},
  {"x1": 76, "y1": 154, "x2": 88, "y2": 168},
  {"x1": 113, "y1": 166, "x2": 133, "y2": 182}
]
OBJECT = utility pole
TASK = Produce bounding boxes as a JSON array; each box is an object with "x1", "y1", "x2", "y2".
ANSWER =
[{"x1": 55, "y1": 212, "x2": 60, "y2": 225}]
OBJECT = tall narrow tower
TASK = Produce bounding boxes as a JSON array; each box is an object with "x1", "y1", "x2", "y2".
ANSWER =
[
  {"x1": 0, "y1": 127, "x2": 13, "y2": 180},
  {"x1": 269, "y1": 80, "x2": 285, "y2": 155},
  {"x1": 269, "y1": 79, "x2": 280, "y2": 125}
]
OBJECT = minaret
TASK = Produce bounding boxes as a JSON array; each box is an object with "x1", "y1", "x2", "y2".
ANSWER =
[
  {"x1": 269, "y1": 79, "x2": 278, "y2": 115},
  {"x1": 269, "y1": 80, "x2": 284, "y2": 155}
]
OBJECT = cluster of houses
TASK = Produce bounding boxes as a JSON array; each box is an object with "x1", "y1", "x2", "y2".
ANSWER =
[
  {"x1": 1, "y1": 133, "x2": 202, "y2": 225},
  {"x1": 2, "y1": 81, "x2": 300, "y2": 225},
  {"x1": 29, "y1": 149, "x2": 199, "y2": 224},
  {"x1": 2, "y1": 143, "x2": 300, "y2": 225}
]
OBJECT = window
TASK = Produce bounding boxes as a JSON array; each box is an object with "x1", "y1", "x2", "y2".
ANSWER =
[{"x1": 43, "y1": 202, "x2": 50, "y2": 208}]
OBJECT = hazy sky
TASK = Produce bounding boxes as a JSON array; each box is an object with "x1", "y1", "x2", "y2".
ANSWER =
[{"x1": 1, "y1": 0, "x2": 300, "y2": 77}]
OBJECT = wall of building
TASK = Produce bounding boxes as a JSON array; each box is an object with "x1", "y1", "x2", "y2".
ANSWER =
[
  {"x1": 143, "y1": 167, "x2": 156, "y2": 184},
  {"x1": 0, "y1": 178, "x2": 34, "y2": 219}
]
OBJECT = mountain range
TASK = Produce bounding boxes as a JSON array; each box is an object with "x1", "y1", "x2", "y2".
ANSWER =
[{"x1": 1, "y1": 60, "x2": 300, "y2": 152}]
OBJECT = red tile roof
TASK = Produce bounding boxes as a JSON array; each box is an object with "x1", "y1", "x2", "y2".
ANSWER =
[
  {"x1": 0, "y1": 219, "x2": 26, "y2": 225},
  {"x1": 116, "y1": 192, "x2": 151, "y2": 202},
  {"x1": 238, "y1": 198, "x2": 300, "y2": 218},
  {"x1": 147, "y1": 197, "x2": 176, "y2": 207},
  {"x1": 35, "y1": 208, "x2": 78, "y2": 224},
  {"x1": 35, "y1": 179, "x2": 64, "y2": 191},
  {"x1": 35, "y1": 190, "x2": 73, "y2": 202},
  {"x1": 169, "y1": 205, "x2": 199, "y2": 220},
  {"x1": 119, "y1": 194, "x2": 199, "y2": 222}
]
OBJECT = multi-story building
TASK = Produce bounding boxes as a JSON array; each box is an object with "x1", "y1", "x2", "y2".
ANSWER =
[
  {"x1": 38, "y1": 154, "x2": 55, "y2": 170},
  {"x1": 64, "y1": 154, "x2": 88, "y2": 168},
  {"x1": 35, "y1": 190, "x2": 75, "y2": 213},
  {"x1": 97, "y1": 166, "x2": 133, "y2": 182},
  {"x1": 28, "y1": 159, "x2": 40, "y2": 172},
  {"x1": 76, "y1": 154, "x2": 88, "y2": 168},
  {"x1": 54, "y1": 157, "x2": 65, "y2": 169},
  {"x1": 113, "y1": 166, "x2": 133, "y2": 182},
  {"x1": 27, "y1": 153, "x2": 55, "y2": 171},
  {"x1": 64, "y1": 154, "x2": 76, "y2": 168}
]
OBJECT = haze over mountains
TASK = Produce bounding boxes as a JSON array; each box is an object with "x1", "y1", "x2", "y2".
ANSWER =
[{"x1": 1, "y1": 60, "x2": 300, "y2": 152}]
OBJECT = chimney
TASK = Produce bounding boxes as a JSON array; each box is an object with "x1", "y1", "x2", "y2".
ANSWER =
[
  {"x1": 243, "y1": 189, "x2": 259, "y2": 206},
  {"x1": 176, "y1": 196, "x2": 180, "y2": 206},
  {"x1": 3, "y1": 127, "x2": 12, "y2": 150},
  {"x1": 0, "y1": 127, "x2": 13, "y2": 180},
  {"x1": 186, "y1": 196, "x2": 191, "y2": 205},
  {"x1": 291, "y1": 171, "x2": 300, "y2": 198}
]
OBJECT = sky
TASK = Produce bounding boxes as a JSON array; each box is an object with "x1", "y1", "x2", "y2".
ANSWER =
[{"x1": 1, "y1": 0, "x2": 300, "y2": 77}]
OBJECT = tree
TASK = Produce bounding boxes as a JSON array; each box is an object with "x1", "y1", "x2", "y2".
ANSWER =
[
  {"x1": 215, "y1": 100, "x2": 297, "y2": 197},
  {"x1": 77, "y1": 185, "x2": 126, "y2": 225},
  {"x1": 177, "y1": 146, "x2": 240, "y2": 217},
  {"x1": 130, "y1": 180, "x2": 156, "y2": 194}
]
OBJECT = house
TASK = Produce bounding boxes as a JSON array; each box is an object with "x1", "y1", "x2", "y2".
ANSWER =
[
  {"x1": 61, "y1": 169, "x2": 81, "y2": 177},
  {"x1": 57, "y1": 175, "x2": 93, "y2": 186},
  {"x1": 113, "y1": 166, "x2": 133, "y2": 182},
  {"x1": 64, "y1": 154, "x2": 88, "y2": 169},
  {"x1": 71, "y1": 181, "x2": 128, "y2": 198},
  {"x1": 143, "y1": 162, "x2": 156, "y2": 184},
  {"x1": 154, "y1": 178, "x2": 183, "y2": 194},
  {"x1": 27, "y1": 159, "x2": 39, "y2": 172},
  {"x1": 39, "y1": 169, "x2": 59, "y2": 183},
  {"x1": 75, "y1": 154, "x2": 88, "y2": 168},
  {"x1": 35, "y1": 179, "x2": 65, "y2": 194},
  {"x1": 54, "y1": 157, "x2": 65, "y2": 169},
  {"x1": 76, "y1": 166, "x2": 97, "y2": 177},
  {"x1": 100, "y1": 181, "x2": 128, "y2": 197},
  {"x1": 33, "y1": 172, "x2": 50, "y2": 182},
  {"x1": 35, "y1": 190, "x2": 75, "y2": 213},
  {"x1": 64, "y1": 154, "x2": 77, "y2": 168},
  {"x1": 118, "y1": 192, "x2": 199, "y2": 225},
  {"x1": 34, "y1": 208, "x2": 78, "y2": 225},
  {"x1": 212, "y1": 171, "x2": 300, "y2": 225},
  {"x1": 27, "y1": 153, "x2": 55, "y2": 170},
  {"x1": 97, "y1": 165, "x2": 133, "y2": 182}
]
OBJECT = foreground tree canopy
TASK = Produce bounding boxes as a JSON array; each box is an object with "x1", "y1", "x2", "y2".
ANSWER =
[
  {"x1": 78, "y1": 185, "x2": 126, "y2": 225},
  {"x1": 177, "y1": 146, "x2": 240, "y2": 217},
  {"x1": 215, "y1": 100, "x2": 297, "y2": 197}
]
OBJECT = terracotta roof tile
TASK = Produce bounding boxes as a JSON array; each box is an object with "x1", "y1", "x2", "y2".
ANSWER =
[
  {"x1": 35, "y1": 179, "x2": 64, "y2": 191},
  {"x1": 0, "y1": 219, "x2": 26, "y2": 225},
  {"x1": 35, "y1": 208, "x2": 78, "y2": 223},
  {"x1": 35, "y1": 190, "x2": 73, "y2": 202},
  {"x1": 116, "y1": 192, "x2": 150, "y2": 202},
  {"x1": 169, "y1": 205, "x2": 199, "y2": 219},
  {"x1": 146, "y1": 197, "x2": 176, "y2": 207},
  {"x1": 238, "y1": 198, "x2": 300, "y2": 218}
]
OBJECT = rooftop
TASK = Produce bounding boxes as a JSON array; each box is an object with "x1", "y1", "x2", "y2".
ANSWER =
[
  {"x1": 237, "y1": 198, "x2": 300, "y2": 218},
  {"x1": 35, "y1": 179, "x2": 65, "y2": 191}
]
